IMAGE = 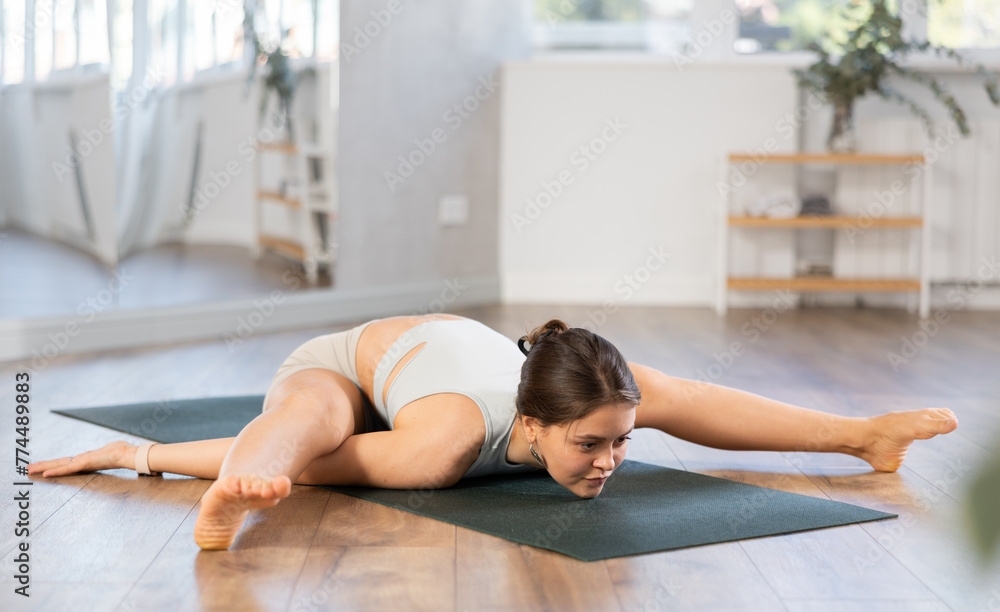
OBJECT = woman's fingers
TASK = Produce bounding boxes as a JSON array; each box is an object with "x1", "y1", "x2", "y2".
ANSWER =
[
  {"x1": 27, "y1": 455, "x2": 84, "y2": 477},
  {"x1": 27, "y1": 441, "x2": 134, "y2": 478}
]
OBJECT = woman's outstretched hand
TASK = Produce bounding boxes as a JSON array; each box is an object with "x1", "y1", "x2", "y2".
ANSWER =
[{"x1": 27, "y1": 441, "x2": 136, "y2": 478}]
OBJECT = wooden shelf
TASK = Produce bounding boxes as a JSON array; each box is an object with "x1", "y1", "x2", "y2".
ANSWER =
[
  {"x1": 257, "y1": 141, "x2": 329, "y2": 157},
  {"x1": 729, "y1": 215, "x2": 922, "y2": 228},
  {"x1": 727, "y1": 153, "x2": 925, "y2": 165},
  {"x1": 719, "y1": 150, "x2": 931, "y2": 318},
  {"x1": 257, "y1": 234, "x2": 306, "y2": 261},
  {"x1": 728, "y1": 277, "x2": 921, "y2": 292},
  {"x1": 257, "y1": 141, "x2": 299, "y2": 155},
  {"x1": 257, "y1": 189, "x2": 302, "y2": 209}
]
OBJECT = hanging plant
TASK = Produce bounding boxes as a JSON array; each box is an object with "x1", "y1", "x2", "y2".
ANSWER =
[
  {"x1": 792, "y1": 1, "x2": 999, "y2": 152},
  {"x1": 244, "y1": 14, "x2": 298, "y2": 140}
]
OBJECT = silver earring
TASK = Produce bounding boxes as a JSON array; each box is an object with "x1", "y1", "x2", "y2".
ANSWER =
[{"x1": 528, "y1": 441, "x2": 545, "y2": 467}]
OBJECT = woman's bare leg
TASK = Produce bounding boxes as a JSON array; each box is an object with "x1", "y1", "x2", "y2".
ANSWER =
[
  {"x1": 629, "y1": 363, "x2": 959, "y2": 471},
  {"x1": 193, "y1": 370, "x2": 363, "y2": 550}
]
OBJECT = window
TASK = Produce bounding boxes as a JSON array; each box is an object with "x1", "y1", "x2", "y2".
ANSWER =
[
  {"x1": 734, "y1": 0, "x2": 887, "y2": 54},
  {"x1": 147, "y1": 0, "x2": 179, "y2": 86},
  {"x1": 53, "y1": 0, "x2": 77, "y2": 71},
  {"x1": 281, "y1": 0, "x2": 316, "y2": 58},
  {"x1": 534, "y1": 0, "x2": 695, "y2": 53},
  {"x1": 3, "y1": 1, "x2": 26, "y2": 84},
  {"x1": 928, "y1": 0, "x2": 1000, "y2": 49},
  {"x1": 252, "y1": 0, "x2": 332, "y2": 60},
  {"x1": 735, "y1": 0, "x2": 1000, "y2": 54},
  {"x1": 111, "y1": 0, "x2": 133, "y2": 90},
  {"x1": 315, "y1": 0, "x2": 339, "y2": 60},
  {"x1": 34, "y1": 0, "x2": 54, "y2": 80},
  {"x1": 78, "y1": 0, "x2": 109, "y2": 66},
  {"x1": 0, "y1": 0, "x2": 108, "y2": 84},
  {"x1": 214, "y1": 0, "x2": 245, "y2": 66}
]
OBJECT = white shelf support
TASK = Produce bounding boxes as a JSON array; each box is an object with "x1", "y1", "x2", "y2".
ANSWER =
[
  {"x1": 919, "y1": 160, "x2": 933, "y2": 319},
  {"x1": 717, "y1": 151, "x2": 729, "y2": 316}
]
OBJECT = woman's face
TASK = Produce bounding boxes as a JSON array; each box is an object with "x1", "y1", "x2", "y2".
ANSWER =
[{"x1": 531, "y1": 403, "x2": 635, "y2": 499}]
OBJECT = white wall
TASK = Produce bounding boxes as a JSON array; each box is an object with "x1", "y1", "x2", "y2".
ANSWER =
[
  {"x1": 500, "y1": 60, "x2": 799, "y2": 306},
  {"x1": 500, "y1": 57, "x2": 1000, "y2": 310},
  {"x1": 337, "y1": 0, "x2": 531, "y2": 290}
]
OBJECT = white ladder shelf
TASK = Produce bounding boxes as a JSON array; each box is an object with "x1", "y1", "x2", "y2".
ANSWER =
[{"x1": 252, "y1": 138, "x2": 336, "y2": 284}]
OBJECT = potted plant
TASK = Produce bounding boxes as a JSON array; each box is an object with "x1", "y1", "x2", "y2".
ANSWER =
[
  {"x1": 792, "y1": 0, "x2": 999, "y2": 152},
  {"x1": 244, "y1": 15, "x2": 298, "y2": 140}
]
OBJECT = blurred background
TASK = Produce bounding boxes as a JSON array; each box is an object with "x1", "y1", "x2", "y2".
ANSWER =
[{"x1": 1, "y1": 0, "x2": 998, "y2": 361}]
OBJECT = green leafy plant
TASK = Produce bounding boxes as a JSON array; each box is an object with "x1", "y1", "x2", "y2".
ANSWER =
[
  {"x1": 792, "y1": 0, "x2": 1000, "y2": 151},
  {"x1": 244, "y1": 16, "x2": 298, "y2": 138},
  {"x1": 968, "y1": 449, "x2": 1000, "y2": 562}
]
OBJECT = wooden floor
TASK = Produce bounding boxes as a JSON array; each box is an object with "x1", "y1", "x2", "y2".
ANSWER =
[
  {"x1": 1, "y1": 304, "x2": 999, "y2": 611},
  {"x1": 0, "y1": 228, "x2": 331, "y2": 319}
]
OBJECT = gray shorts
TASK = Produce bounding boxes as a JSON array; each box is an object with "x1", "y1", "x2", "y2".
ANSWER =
[{"x1": 263, "y1": 320, "x2": 388, "y2": 432}]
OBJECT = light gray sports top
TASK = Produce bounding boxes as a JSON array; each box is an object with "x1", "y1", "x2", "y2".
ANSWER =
[{"x1": 371, "y1": 319, "x2": 539, "y2": 479}]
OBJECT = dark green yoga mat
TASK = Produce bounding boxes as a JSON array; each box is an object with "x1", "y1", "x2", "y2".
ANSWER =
[{"x1": 54, "y1": 395, "x2": 897, "y2": 561}]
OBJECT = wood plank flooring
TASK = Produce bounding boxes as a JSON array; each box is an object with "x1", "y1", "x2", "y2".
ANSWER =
[
  {"x1": 0, "y1": 228, "x2": 329, "y2": 318},
  {"x1": 1, "y1": 304, "x2": 999, "y2": 611}
]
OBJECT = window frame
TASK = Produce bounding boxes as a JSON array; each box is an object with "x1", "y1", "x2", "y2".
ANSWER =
[{"x1": 532, "y1": 0, "x2": 1000, "y2": 69}]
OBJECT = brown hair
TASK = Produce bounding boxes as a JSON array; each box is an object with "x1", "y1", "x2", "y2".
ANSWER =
[{"x1": 516, "y1": 319, "x2": 640, "y2": 426}]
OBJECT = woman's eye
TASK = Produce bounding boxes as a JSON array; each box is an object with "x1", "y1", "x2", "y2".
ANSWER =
[
  {"x1": 581, "y1": 443, "x2": 597, "y2": 450},
  {"x1": 616, "y1": 436, "x2": 632, "y2": 444}
]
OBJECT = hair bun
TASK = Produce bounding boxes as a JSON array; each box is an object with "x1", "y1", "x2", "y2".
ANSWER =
[{"x1": 518, "y1": 319, "x2": 570, "y2": 355}]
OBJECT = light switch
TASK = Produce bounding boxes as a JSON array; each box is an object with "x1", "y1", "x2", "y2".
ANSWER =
[{"x1": 438, "y1": 194, "x2": 469, "y2": 227}]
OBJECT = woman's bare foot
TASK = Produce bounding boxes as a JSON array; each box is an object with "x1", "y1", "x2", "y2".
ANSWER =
[
  {"x1": 857, "y1": 408, "x2": 959, "y2": 472},
  {"x1": 194, "y1": 473, "x2": 292, "y2": 550}
]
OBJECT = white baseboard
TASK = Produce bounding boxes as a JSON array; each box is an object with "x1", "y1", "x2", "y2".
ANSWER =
[
  {"x1": 1, "y1": 275, "x2": 500, "y2": 368},
  {"x1": 501, "y1": 272, "x2": 711, "y2": 306}
]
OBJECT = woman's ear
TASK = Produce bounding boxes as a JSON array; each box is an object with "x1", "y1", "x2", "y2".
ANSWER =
[{"x1": 520, "y1": 415, "x2": 543, "y2": 442}]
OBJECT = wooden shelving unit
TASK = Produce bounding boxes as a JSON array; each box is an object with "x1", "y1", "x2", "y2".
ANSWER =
[
  {"x1": 253, "y1": 138, "x2": 336, "y2": 284},
  {"x1": 717, "y1": 152, "x2": 932, "y2": 318}
]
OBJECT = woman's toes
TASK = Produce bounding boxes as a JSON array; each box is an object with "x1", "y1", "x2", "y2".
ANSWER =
[{"x1": 274, "y1": 475, "x2": 292, "y2": 498}]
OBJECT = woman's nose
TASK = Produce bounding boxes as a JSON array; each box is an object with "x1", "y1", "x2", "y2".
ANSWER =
[{"x1": 594, "y1": 449, "x2": 615, "y2": 472}]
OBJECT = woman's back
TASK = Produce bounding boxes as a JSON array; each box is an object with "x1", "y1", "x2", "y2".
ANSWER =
[{"x1": 356, "y1": 314, "x2": 536, "y2": 478}]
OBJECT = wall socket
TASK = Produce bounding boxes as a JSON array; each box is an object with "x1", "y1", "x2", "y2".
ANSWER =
[{"x1": 438, "y1": 194, "x2": 469, "y2": 227}]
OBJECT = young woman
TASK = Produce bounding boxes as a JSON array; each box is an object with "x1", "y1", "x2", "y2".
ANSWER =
[{"x1": 28, "y1": 314, "x2": 958, "y2": 550}]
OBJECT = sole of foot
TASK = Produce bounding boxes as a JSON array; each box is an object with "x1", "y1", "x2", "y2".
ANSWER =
[
  {"x1": 862, "y1": 407, "x2": 958, "y2": 472},
  {"x1": 194, "y1": 473, "x2": 292, "y2": 550}
]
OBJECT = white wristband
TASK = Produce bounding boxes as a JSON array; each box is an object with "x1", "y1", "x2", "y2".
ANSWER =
[{"x1": 135, "y1": 442, "x2": 162, "y2": 477}]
